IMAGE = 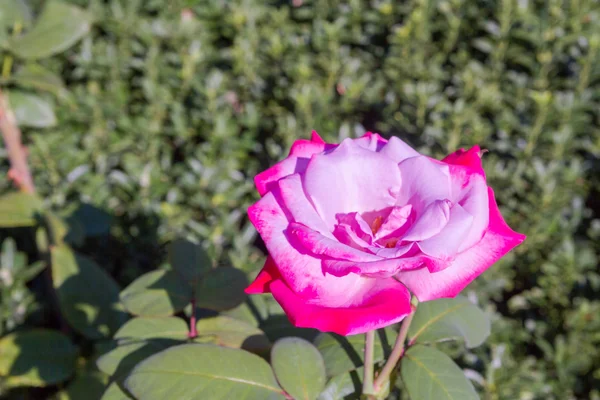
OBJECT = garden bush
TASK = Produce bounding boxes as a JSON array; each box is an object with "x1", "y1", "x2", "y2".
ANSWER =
[{"x1": 0, "y1": 0, "x2": 599, "y2": 399}]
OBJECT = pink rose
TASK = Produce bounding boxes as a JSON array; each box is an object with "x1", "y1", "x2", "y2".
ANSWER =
[{"x1": 246, "y1": 131, "x2": 525, "y2": 335}]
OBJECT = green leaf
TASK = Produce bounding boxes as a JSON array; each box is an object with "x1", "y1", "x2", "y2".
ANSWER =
[
  {"x1": 271, "y1": 337, "x2": 326, "y2": 400},
  {"x1": 43, "y1": 212, "x2": 69, "y2": 245},
  {"x1": 51, "y1": 245, "x2": 128, "y2": 339},
  {"x1": 6, "y1": 90, "x2": 56, "y2": 128},
  {"x1": 195, "y1": 267, "x2": 247, "y2": 311},
  {"x1": 57, "y1": 370, "x2": 107, "y2": 400},
  {"x1": 317, "y1": 367, "x2": 363, "y2": 400},
  {"x1": 125, "y1": 344, "x2": 286, "y2": 400},
  {"x1": 314, "y1": 327, "x2": 397, "y2": 377},
  {"x1": 222, "y1": 301, "x2": 260, "y2": 327},
  {"x1": 7, "y1": 1, "x2": 92, "y2": 60},
  {"x1": 0, "y1": 192, "x2": 43, "y2": 227},
  {"x1": 101, "y1": 382, "x2": 134, "y2": 400},
  {"x1": 196, "y1": 316, "x2": 270, "y2": 353},
  {"x1": 401, "y1": 345, "x2": 479, "y2": 400},
  {"x1": 120, "y1": 269, "x2": 192, "y2": 317},
  {"x1": 115, "y1": 316, "x2": 189, "y2": 341},
  {"x1": 97, "y1": 340, "x2": 180, "y2": 380},
  {"x1": 408, "y1": 297, "x2": 491, "y2": 348},
  {"x1": 0, "y1": 329, "x2": 77, "y2": 387},
  {"x1": 0, "y1": 0, "x2": 32, "y2": 30},
  {"x1": 168, "y1": 238, "x2": 211, "y2": 284},
  {"x1": 12, "y1": 63, "x2": 68, "y2": 98},
  {"x1": 68, "y1": 203, "x2": 112, "y2": 237},
  {"x1": 96, "y1": 318, "x2": 191, "y2": 380}
]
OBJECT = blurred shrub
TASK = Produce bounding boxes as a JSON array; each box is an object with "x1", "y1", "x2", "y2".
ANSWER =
[{"x1": 0, "y1": 0, "x2": 599, "y2": 399}]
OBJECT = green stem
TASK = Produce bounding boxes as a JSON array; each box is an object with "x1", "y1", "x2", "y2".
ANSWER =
[
  {"x1": 362, "y1": 330, "x2": 376, "y2": 397},
  {"x1": 373, "y1": 305, "x2": 416, "y2": 392}
]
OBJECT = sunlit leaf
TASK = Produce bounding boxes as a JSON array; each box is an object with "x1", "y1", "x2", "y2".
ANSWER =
[
  {"x1": 314, "y1": 327, "x2": 397, "y2": 377},
  {"x1": 7, "y1": 1, "x2": 92, "y2": 59},
  {"x1": 7, "y1": 90, "x2": 56, "y2": 128},
  {"x1": 196, "y1": 316, "x2": 270, "y2": 354},
  {"x1": 408, "y1": 297, "x2": 490, "y2": 348},
  {"x1": 271, "y1": 337, "x2": 326, "y2": 400},
  {"x1": 0, "y1": 192, "x2": 42, "y2": 227},
  {"x1": 120, "y1": 269, "x2": 192, "y2": 317},
  {"x1": 317, "y1": 367, "x2": 363, "y2": 400},
  {"x1": 125, "y1": 344, "x2": 286, "y2": 400},
  {"x1": 51, "y1": 245, "x2": 128, "y2": 339},
  {"x1": 12, "y1": 63, "x2": 68, "y2": 98},
  {"x1": 0, "y1": 329, "x2": 77, "y2": 387},
  {"x1": 401, "y1": 345, "x2": 479, "y2": 400},
  {"x1": 100, "y1": 382, "x2": 134, "y2": 400}
]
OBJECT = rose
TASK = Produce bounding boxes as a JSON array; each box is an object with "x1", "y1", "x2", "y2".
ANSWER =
[{"x1": 246, "y1": 131, "x2": 525, "y2": 336}]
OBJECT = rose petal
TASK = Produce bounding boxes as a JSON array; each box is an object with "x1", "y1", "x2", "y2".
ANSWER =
[
  {"x1": 333, "y1": 223, "x2": 372, "y2": 250},
  {"x1": 354, "y1": 132, "x2": 388, "y2": 152},
  {"x1": 379, "y1": 136, "x2": 420, "y2": 163},
  {"x1": 303, "y1": 138, "x2": 402, "y2": 229},
  {"x1": 311, "y1": 130, "x2": 326, "y2": 143},
  {"x1": 396, "y1": 188, "x2": 526, "y2": 301},
  {"x1": 374, "y1": 204, "x2": 413, "y2": 239},
  {"x1": 323, "y1": 247, "x2": 446, "y2": 279},
  {"x1": 248, "y1": 190, "x2": 366, "y2": 306},
  {"x1": 453, "y1": 176, "x2": 489, "y2": 252},
  {"x1": 255, "y1": 137, "x2": 330, "y2": 196},
  {"x1": 267, "y1": 267, "x2": 412, "y2": 336},
  {"x1": 336, "y1": 212, "x2": 375, "y2": 241},
  {"x1": 245, "y1": 257, "x2": 277, "y2": 294},
  {"x1": 278, "y1": 174, "x2": 332, "y2": 238},
  {"x1": 402, "y1": 200, "x2": 451, "y2": 242},
  {"x1": 416, "y1": 203, "x2": 474, "y2": 263},
  {"x1": 369, "y1": 243, "x2": 413, "y2": 259},
  {"x1": 288, "y1": 222, "x2": 383, "y2": 262},
  {"x1": 443, "y1": 145, "x2": 485, "y2": 176},
  {"x1": 396, "y1": 156, "x2": 451, "y2": 213},
  {"x1": 444, "y1": 147, "x2": 489, "y2": 252}
]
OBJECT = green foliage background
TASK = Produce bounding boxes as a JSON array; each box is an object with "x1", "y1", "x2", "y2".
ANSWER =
[{"x1": 0, "y1": 0, "x2": 599, "y2": 399}]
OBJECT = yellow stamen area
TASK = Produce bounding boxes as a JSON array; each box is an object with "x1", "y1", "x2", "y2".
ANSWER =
[
  {"x1": 385, "y1": 239, "x2": 398, "y2": 248},
  {"x1": 371, "y1": 216, "x2": 383, "y2": 235}
]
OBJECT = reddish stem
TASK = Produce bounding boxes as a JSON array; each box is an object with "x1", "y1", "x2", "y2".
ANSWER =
[
  {"x1": 188, "y1": 298, "x2": 197, "y2": 338},
  {"x1": 0, "y1": 89, "x2": 35, "y2": 193}
]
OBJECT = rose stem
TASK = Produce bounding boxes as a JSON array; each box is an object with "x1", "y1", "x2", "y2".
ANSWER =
[
  {"x1": 188, "y1": 297, "x2": 198, "y2": 338},
  {"x1": 362, "y1": 330, "x2": 376, "y2": 397},
  {"x1": 373, "y1": 303, "x2": 416, "y2": 392},
  {"x1": 0, "y1": 89, "x2": 35, "y2": 194}
]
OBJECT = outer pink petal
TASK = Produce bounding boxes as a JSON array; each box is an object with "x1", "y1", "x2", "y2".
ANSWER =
[
  {"x1": 444, "y1": 146, "x2": 489, "y2": 252},
  {"x1": 396, "y1": 188, "x2": 526, "y2": 301},
  {"x1": 311, "y1": 130, "x2": 326, "y2": 143},
  {"x1": 443, "y1": 145, "x2": 485, "y2": 176},
  {"x1": 248, "y1": 190, "x2": 366, "y2": 306},
  {"x1": 303, "y1": 138, "x2": 402, "y2": 229},
  {"x1": 255, "y1": 136, "x2": 331, "y2": 196},
  {"x1": 269, "y1": 271, "x2": 412, "y2": 336},
  {"x1": 245, "y1": 257, "x2": 277, "y2": 294}
]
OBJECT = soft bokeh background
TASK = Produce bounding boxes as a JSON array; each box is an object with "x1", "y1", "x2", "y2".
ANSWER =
[{"x1": 1, "y1": 0, "x2": 599, "y2": 399}]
